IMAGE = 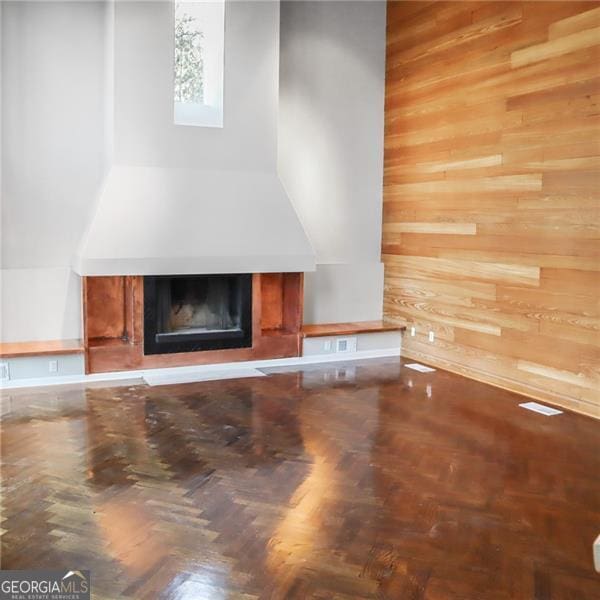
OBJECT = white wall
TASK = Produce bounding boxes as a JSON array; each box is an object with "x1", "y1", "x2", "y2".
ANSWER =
[
  {"x1": 0, "y1": 0, "x2": 286, "y2": 342},
  {"x1": 0, "y1": 268, "x2": 81, "y2": 342},
  {"x1": 278, "y1": 0, "x2": 387, "y2": 324},
  {"x1": 1, "y1": 0, "x2": 388, "y2": 341},
  {"x1": 303, "y1": 262, "x2": 384, "y2": 324},
  {"x1": 113, "y1": 0, "x2": 280, "y2": 171},
  {"x1": 1, "y1": 1, "x2": 107, "y2": 342}
]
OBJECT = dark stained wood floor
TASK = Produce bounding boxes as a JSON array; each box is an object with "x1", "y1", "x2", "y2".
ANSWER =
[{"x1": 1, "y1": 357, "x2": 599, "y2": 599}]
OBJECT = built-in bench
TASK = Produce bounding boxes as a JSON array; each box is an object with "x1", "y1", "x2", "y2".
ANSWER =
[
  {"x1": 0, "y1": 339, "x2": 84, "y2": 358},
  {"x1": 0, "y1": 340, "x2": 85, "y2": 382},
  {"x1": 0, "y1": 321, "x2": 406, "y2": 384},
  {"x1": 302, "y1": 320, "x2": 405, "y2": 338},
  {"x1": 301, "y1": 320, "x2": 405, "y2": 357}
]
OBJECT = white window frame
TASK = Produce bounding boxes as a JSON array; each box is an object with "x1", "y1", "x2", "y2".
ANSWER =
[{"x1": 173, "y1": 0, "x2": 225, "y2": 128}]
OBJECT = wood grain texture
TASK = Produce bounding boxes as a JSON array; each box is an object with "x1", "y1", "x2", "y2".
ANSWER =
[
  {"x1": 261, "y1": 273, "x2": 284, "y2": 331},
  {"x1": 83, "y1": 274, "x2": 304, "y2": 374},
  {"x1": 260, "y1": 273, "x2": 304, "y2": 337},
  {"x1": 383, "y1": 1, "x2": 600, "y2": 418},
  {"x1": 2, "y1": 359, "x2": 599, "y2": 598},
  {"x1": 0, "y1": 339, "x2": 84, "y2": 358},
  {"x1": 84, "y1": 276, "x2": 126, "y2": 340},
  {"x1": 301, "y1": 320, "x2": 405, "y2": 338},
  {"x1": 282, "y1": 272, "x2": 304, "y2": 336}
]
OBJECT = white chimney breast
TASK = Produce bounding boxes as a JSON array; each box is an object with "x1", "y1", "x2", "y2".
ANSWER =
[
  {"x1": 73, "y1": 166, "x2": 315, "y2": 276},
  {"x1": 73, "y1": 1, "x2": 314, "y2": 276}
]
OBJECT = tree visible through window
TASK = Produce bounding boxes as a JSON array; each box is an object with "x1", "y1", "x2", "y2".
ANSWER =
[
  {"x1": 174, "y1": 9, "x2": 204, "y2": 104},
  {"x1": 173, "y1": 1, "x2": 225, "y2": 128}
]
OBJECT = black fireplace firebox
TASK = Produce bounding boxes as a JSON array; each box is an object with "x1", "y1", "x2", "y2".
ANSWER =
[{"x1": 143, "y1": 274, "x2": 252, "y2": 355}]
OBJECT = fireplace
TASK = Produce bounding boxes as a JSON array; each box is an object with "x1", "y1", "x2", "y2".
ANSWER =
[
  {"x1": 82, "y1": 273, "x2": 303, "y2": 373},
  {"x1": 143, "y1": 274, "x2": 253, "y2": 355}
]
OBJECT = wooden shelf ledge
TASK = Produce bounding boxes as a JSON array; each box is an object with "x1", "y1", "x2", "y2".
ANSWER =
[
  {"x1": 0, "y1": 339, "x2": 84, "y2": 359},
  {"x1": 88, "y1": 337, "x2": 133, "y2": 349},
  {"x1": 301, "y1": 320, "x2": 406, "y2": 338}
]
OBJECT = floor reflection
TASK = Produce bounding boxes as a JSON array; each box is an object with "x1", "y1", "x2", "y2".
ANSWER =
[
  {"x1": 265, "y1": 384, "x2": 381, "y2": 598},
  {"x1": 1, "y1": 358, "x2": 599, "y2": 599}
]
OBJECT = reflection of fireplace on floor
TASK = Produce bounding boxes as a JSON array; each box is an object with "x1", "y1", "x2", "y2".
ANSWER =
[{"x1": 144, "y1": 274, "x2": 253, "y2": 354}]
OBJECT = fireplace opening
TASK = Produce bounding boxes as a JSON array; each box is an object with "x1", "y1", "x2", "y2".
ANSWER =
[{"x1": 144, "y1": 274, "x2": 252, "y2": 355}]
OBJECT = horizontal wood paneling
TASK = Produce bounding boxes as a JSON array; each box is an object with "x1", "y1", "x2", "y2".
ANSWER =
[{"x1": 383, "y1": 1, "x2": 600, "y2": 418}]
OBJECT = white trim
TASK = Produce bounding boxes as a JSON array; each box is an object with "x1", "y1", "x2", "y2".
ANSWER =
[
  {"x1": 0, "y1": 348, "x2": 401, "y2": 390},
  {"x1": 144, "y1": 367, "x2": 266, "y2": 387}
]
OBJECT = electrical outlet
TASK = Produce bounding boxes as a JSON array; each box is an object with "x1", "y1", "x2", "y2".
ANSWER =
[
  {"x1": 410, "y1": 326, "x2": 416, "y2": 337},
  {"x1": 324, "y1": 340, "x2": 332, "y2": 352},
  {"x1": 0, "y1": 362, "x2": 9, "y2": 381},
  {"x1": 428, "y1": 331, "x2": 435, "y2": 343},
  {"x1": 48, "y1": 360, "x2": 58, "y2": 373},
  {"x1": 336, "y1": 337, "x2": 357, "y2": 353}
]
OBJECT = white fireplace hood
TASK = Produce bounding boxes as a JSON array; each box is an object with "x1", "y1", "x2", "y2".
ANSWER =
[{"x1": 73, "y1": 166, "x2": 315, "y2": 276}]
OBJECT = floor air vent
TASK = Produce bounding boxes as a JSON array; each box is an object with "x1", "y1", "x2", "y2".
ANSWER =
[{"x1": 519, "y1": 402, "x2": 563, "y2": 416}]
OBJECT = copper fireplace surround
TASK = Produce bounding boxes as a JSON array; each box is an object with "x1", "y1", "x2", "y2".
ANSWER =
[{"x1": 82, "y1": 273, "x2": 303, "y2": 374}]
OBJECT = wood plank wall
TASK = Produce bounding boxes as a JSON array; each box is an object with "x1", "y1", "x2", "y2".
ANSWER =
[{"x1": 382, "y1": 1, "x2": 600, "y2": 417}]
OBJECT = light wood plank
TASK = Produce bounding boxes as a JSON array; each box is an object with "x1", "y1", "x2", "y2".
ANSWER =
[
  {"x1": 517, "y1": 360, "x2": 600, "y2": 389},
  {"x1": 435, "y1": 249, "x2": 600, "y2": 271},
  {"x1": 385, "y1": 276, "x2": 497, "y2": 302},
  {"x1": 383, "y1": 222, "x2": 477, "y2": 235},
  {"x1": 383, "y1": 1, "x2": 600, "y2": 415},
  {"x1": 383, "y1": 255, "x2": 540, "y2": 286},
  {"x1": 385, "y1": 174, "x2": 542, "y2": 195},
  {"x1": 383, "y1": 299, "x2": 502, "y2": 336},
  {"x1": 511, "y1": 26, "x2": 600, "y2": 68},
  {"x1": 548, "y1": 6, "x2": 600, "y2": 39}
]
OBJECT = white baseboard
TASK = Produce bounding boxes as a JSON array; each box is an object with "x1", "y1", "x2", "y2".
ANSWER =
[
  {"x1": 143, "y1": 367, "x2": 266, "y2": 387},
  {"x1": 0, "y1": 347, "x2": 401, "y2": 391}
]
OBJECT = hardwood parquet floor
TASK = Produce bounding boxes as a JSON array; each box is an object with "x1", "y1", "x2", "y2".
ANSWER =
[{"x1": 1, "y1": 358, "x2": 599, "y2": 599}]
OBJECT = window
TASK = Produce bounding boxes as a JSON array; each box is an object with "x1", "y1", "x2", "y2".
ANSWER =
[{"x1": 174, "y1": 0, "x2": 224, "y2": 128}]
